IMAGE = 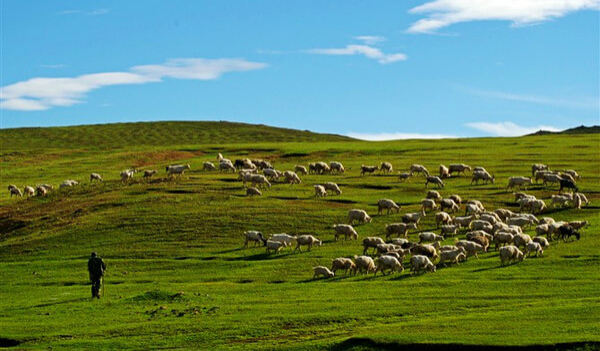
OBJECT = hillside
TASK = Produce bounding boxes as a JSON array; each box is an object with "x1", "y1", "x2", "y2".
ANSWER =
[{"x1": 527, "y1": 125, "x2": 600, "y2": 136}]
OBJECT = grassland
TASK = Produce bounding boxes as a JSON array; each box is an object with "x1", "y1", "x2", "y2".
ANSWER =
[{"x1": 0, "y1": 122, "x2": 599, "y2": 350}]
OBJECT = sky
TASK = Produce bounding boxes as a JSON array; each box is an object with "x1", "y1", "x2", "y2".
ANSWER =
[{"x1": 1, "y1": 0, "x2": 599, "y2": 139}]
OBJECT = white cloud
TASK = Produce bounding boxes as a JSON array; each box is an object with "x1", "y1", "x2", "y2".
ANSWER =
[
  {"x1": 408, "y1": 0, "x2": 600, "y2": 33},
  {"x1": 465, "y1": 121, "x2": 562, "y2": 136},
  {"x1": 348, "y1": 132, "x2": 458, "y2": 140},
  {"x1": 1, "y1": 58, "x2": 267, "y2": 111},
  {"x1": 465, "y1": 87, "x2": 599, "y2": 110},
  {"x1": 354, "y1": 36, "x2": 387, "y2": 45},
  {"x1": 88, "y1": 9, "x2": 109, "y2": 15},
  {"x1": 308, "y1": 44, "x2": 407, "y2": 64}
]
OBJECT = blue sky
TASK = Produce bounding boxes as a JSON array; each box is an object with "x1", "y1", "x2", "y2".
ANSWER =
[{"x1": 1, "y1": 0, "x2": 599, "y2": 139}]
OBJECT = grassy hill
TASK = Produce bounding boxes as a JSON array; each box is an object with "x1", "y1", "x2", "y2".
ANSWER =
[{"x1": 0, "y1": 122, "x2": 599, "y2": 350}]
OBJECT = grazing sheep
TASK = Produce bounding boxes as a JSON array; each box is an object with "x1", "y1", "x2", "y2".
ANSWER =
[
  {"x1": 494, "y1": 209, "x2": 515, "y2": 222},
  {"x1": 35, "y1": 186, "x2": 47, "y2": 197},
  {"x1": 542, "y1": 173, "x2": 563, "y2": 187},
  {"x1": 410, "y1": 255, "x2": 436, "y2": 274},
  {"x1": 39, "y1": 184, "x2": 54, "y2": 191},
  {"x1": 360, "y1": 165, "x2": 378, "y2": 176},
  {"x1": 10, "y1": 187, "x2": 23, "y2": 197},
  {"x1": 456, "y1": 240, "x2": 485, "y2": 259},
  {"x1": 532, "y1": 236, "x2": 550, "y2": 249},
  {"x1": 120, "y1": 169, "x2": 136, "y2": 183},
  {"x1": 60, "y1": 179, "x2": 80, "y2": 188},
  {"x1": 494, "y1": 232, "x2": 514, "y2": 250},
  {"x1": 528, "y1": 199, "x2": 546, "y2": 214},
  {"x1": 568, "y1": 220, "x2": 588, "y2": 231},
  {"x1": 439, "y1": 198, "x2": 460, "y2": 213},
  {"x1": 525, "y1": 242, "x2": 544, "y2": 257},
  {"x1": 479, "y1": 212, "x2": 501, "y2": 225},
  {"x1": 512, "y1": 234, "x2": 532, "y2": 249},
  {"x1": 263, "y1": 168, "x2": 282, "y2": 181},
  {"x1": 219, "y1": 162, "x2": 236, "y2": 173},
  {"x1": 312, "y1": 266, "x2": 335, "y2": 279},
  {"x1": 379, "y1": 162, "x2": 393, "y2": 174},
  {"x1": 439, "y1": 245, "x2": 460, "y2": 252},
  {"x1": 439, "y1": 164, "x2": 450, "y2": 179},
  {"x1": 390, "y1": 238, "x2": 411, "y2": 246},
  {"x1": 349, "y1": 209, "x2": 372, "y2": 225},
  {"x1": 470, "y1": 220, "x2": 493, "y2": 233},
  {"x1": 375, "y1": 256, "x2": 404, "y2": 275},
  {"x1": 410, "y1": 244, "x2": 439, "y2": 260},
  {"x1": 435, "y1": 212, "x2": 453, "y2": 228},
  {"x1": 410, "y1": 164, "x2": 429, "y2": 176},
  {"x1": 418, "y1": 232, "x2": 444, "y2": 244},
  {"x1": 266, "y1": 240, "x2": 285, "y2": 254},
  {"x1": 352, "y1": 255, "x2": 377, "y2": 275},
  {"x1": 452, "y1": 215, "x2": 478, "y2": 228},
  {"x1": 243, "y1": 231, "x2": 267, "y2": 247},
  {"x1": 558, "y1": 225, "x2": 580, "y2": 242},
  {"x1": 550, "y1": 195, "x2": 572, "y2": 208},
  {"x1": 421, "y1": 199, "x2": 438, "y2": 212},
  {"x1": 563, "y1": 169, "x2": 580, "y2": 180},
  {"x1": 559, "y1": 179, "x2": 579, "y2": 194},
  {"x1": 376, "y1": 244, "x2": 407, "y2": 258},
  {"x1": 378, "y1": 199, "x2": 401, "y2": 215},
  {"x1": 283, "y1": 171, "x2": 301, "y2": 185},
  {"x1": 202, "y1": 162, "x2": 216, "y2": 171},
  {"x1": 531, "y1": 164, "x2": 549, "y2": 177},
  {"x1": 294, "y1": 235, "x2": 322, "y2": 252},
  {"x1": 385, "y1": 223, "x2": 417, "y2": 239},
  {"x1": 507, "y1": 177, "x2": 532, "y2": 191},
  {"x1": 473, "y1": 166, "x2": 487, "y2": 173},
  {"x1": 559, "y1": 173, "x2": 575, "y2": 183},
  {"x1": 534, "y1": 170, "x2": 552, "y2": 183},
  {"x1": 246, "y1": 187, "x2": 262, "y2": 196},
  {"x1": 427, "y1": 190, "x2": 442, "y2": 201},
  {"x1": 294, "y1": 165, "x2": 308, "y2": 176},
  {"x1": 143, "y1": 170, "x2": 158, "y2": 179},
  {"x1": 402, "y1": 210, "x2": 426, "y2": 226},
  {"x1": 90, "y1": 173, "x2": 103, "y2": 183},
  {"x1": 573, "y1": 193, "x2": 589, "y2": 209},
  {"x1": 464, "y1": 203, "x2": 482, "y2": 216},
  {"x1": 314, "y1": 162, "x2": 331, "y2": 174},
  {"x1": 449, "y1": 194, "x2": 462, "y2": 206},
  {"x1": 330, "y1": 161, "x2": 345, "y2": 174},
  {"x1": 314, "y1": 185, "x2": 327, "y2": 198},
  {"x1": 324, "y1": 182, "x2": 342, "y2": 195},
  {"x1": 499, "y1": 245, "x2": 525, "y2": 266},
  {"x1": 23, "y1": 186, "x2": 35, "y2": 197},
  {"x1": 425, "y1": 176, "x2": 445, "y2": 188},
  {"x1": 251, "y1": 174, "x2": 272, "y2": 188},
  {"x1": 547, "y1": 221, "x2": 567, "y2": 241},
  {"x1": 507, "y1": 216, "x2": 537, "y2": 229},
  {"x1": 539, "y1": 217, "x2": 555, "y2": 225},
  {"x1": 167, "y1": 164, "x2": 190, "y2": 178},
  {"x1": 363, "y1": 237, "x2": 386, "y2": 255},
  {"x1": 332, "y1": 224, "x2": 359, "y2": 241},
  {"x1": 535, "y1": 224, "x2": 550, "y2": 237},
  {"x1": 331, "y1": 258, "x2": 356, "y2": 275},
  {"x1": 255, "y1": 160, "x2": 273, "y2": 170},
  {"x1": 398, "y1": 172, "x2": 413, "y2": 182},
  {"x1": 441, "y1": 224, "x2": 460, "y2": 237},
  {"x1": 449, "y1": 164, "x2": 472, "y2": 176},
  {"x1": 467, "y1": 233, "x2": 490, "y2": 252},
  {"x1": 269, "y1": 234, "x2": 298, "y2": 248},
  {"x1": 308, "y1": 163, "x2": 317, "y2": 174},
  {"x1": 438, "y1": 249, "x2": 467, "y2": 266},
  {"x1": 471, "y1": 170, "x2": 495, "y2": 185}
]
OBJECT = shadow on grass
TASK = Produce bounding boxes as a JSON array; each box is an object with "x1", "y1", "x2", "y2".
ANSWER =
[
  {"x1": 32, "y1": 297, "x2": 89, "y2": 309},
  {"x1": 225, "y1": 252, "x2": 295, "y2": 261}
]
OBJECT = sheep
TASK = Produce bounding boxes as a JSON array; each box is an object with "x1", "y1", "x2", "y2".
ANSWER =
[
  {"x1": 410, "y1": 255, "x2": 436, "y2": 274},
  {"x1": 314, "y1": 162, "x2": 331, "y2": 174},
  {"x1": 441, "y1": 224, "x2": 460, "y2": 237},
  {"x1": 539, "y1": 217, "x2": 556, "y2": 225},
  {"x1": 219, "y1": 162, "x2": 236, "y2": 173},
  {"x1": 471, "y1": 170, "x2": 495, "y2": 185},
  {"x1": 120, "y1": 169, "x2": 136, "y2": 182},
  {"x1": 202, "y1": 162, "x2": 216, "y2": 171},
  {"x1": 331, "y1": 258, "x2": 356, "y2": 275},
  {"x1": 251, "y1": 174, "x2": 272, "y2": 189},
  {"x1": 398, "y1": 172, "x2": 413, "y2": 182},
  {"x1": 418, "y1": 232, "x2": 444, "y2": 244},
  {"x1": 246, "y1": 188, "x2": 262, "y2": 197},
  {"x1": 8, "y1": 184, "x2": 17, "y2": 191},
  {"x1": 563, "y1": 169, "x2": 580, "y2": 180},
  {"x1": 550, "y1": 195, "x2": 572, "y2": 208},
  {"x1": 531, "y1": 164, "x2": 549, "y2": 177},
  {"x1": 479, "y1": 213, "x2": 500, "y2": 225},
  {"x1": 294, "y1": 235, "x2": 322, "y2": 252},
  {"x1": 456, "y1": 240, "x2": 485, "y2": 259},
  {"x1": 167, "y1": 164, "x2": 190, "y2": 178},
  {"x1": 266, "y1": 240, "x2": 285, "y2": 253},
  {"x1": 421, "y1": 199, "x2": 438, "y2": 212},
  {"x1": 60, "y1": 179, "x2": 80, "y2": 188},
  {"x1": 255, "y1": 160, "x2": 272, "y2": 170},
  {"x1": 263, "y1": 168, "x2": 282, "y2": 181},
  {"x1": 294, "y1": 165, "x2": 308, "y2": 176},
  {"x1": 333, "y1": 224, "x2": 358, "y2": 241},
  {"x1": 375, "y1": 256, "x2": 404, "y2": 275},
  {"x1": 312, "y1": 266, "x2": 335, "y2": 279},
  {"x1": 217, "y1": 153, "x2": 223, "y2": 161},
  {"x1": 542, "y1": 173, "x2": 563, "y2": 187},
  {"x1": 242, "y1": 159, "x2": 256, "y2": 170},
  {"x1": 439, "y1": 245, "x2": 460, "y2": 252},
  {"x1": 449, "y1": 194, "x2": 462, "y2": 206},
  {"x1": 573, "y1": 193, "x2": 589, "y2": 209},
  {"x1": 243, "y1": 231, "x2": 267, "y2": 247},
  {"x1": 512, "y1": 234, "x2": 532, "y2": 249},
  {"x1": 494, "y1": 232, "x2": 514, "y2": 250},
  {"x1": 402, "y1": 210, "x2": 426, "y2": 226},
  {"x1": 425, "y1": 176, "x2": 444, "y2": 188},
  {"x1": 410, "y1": 244, "x2": 439, "y2": 260},
  {"x1": 528, "y1": 199, "x2": 546, "y2": 214},
  {"x1": 532, "y1": 236, "x2": 550, "y2": 249},
  {"x1": 379, "y1": 162, "x2": 393, "y2": 174},
  {"x1": 547, "y1": 221, "x2": 567, "y2": 241},
  {"x1": 568, "y1": 220, "x2": 588, "y2": 231},
  {"x1": 330, "y1": 161, "x2": 345, "y2": 174},
  {"x1": 467, "y1": 232, "x2": 490, "y2": 252},
  {"x1": 234, "y1": 159, "x2": 247, "y2": 169},
  {"x1": 385, "y1": 223, "x2": 417, "y2": 239},
  {"x1": 558, "y1": 225, "x2": 581, "y2": 242},
  {"x1": 410, "y1": 164, "x2": 429, "y2": 176},
  {"x1": 435, "y1": 211, "x2": 452, "y2": 228},
  {"x1": 269, "y1": 234, "x2": 298, "y2": 248},
  {"x1": 363, "y1": 237, "x2": 386, "y2": 255},
  {"x1": 507, "y1": 177, "x2": 532, "y2": 191},
  {"x1": 438, "y1": 249, "x2": 467, "y2": 266},
  {"x1": 513, "y1": 192, "x2": 534, "y2": 202},
  {"x1": 390, "y1": 238, "x2": 411, "y2": 246},
  {"x1": 559, "y1": 173, "x2": 576, "y2": 183},
  {"x1": 314, "y1": 185, "x2": 327, "y2": 198},
  {"x1": 308, "y1": 163, "x2": 317, "y2": 174},
  {"x1": 427, "y1": 190, "x2": 442, "y2": 201},
  {"x1": 349, "y1": 209, "x2": 372, "y2": 225},
  {"x1": 240, "y1": 172, "x2": 255, "y2": 187},
  {"x1": 378, "y1": 199, "x2": 401, "y2": 215},
  {"x1": 499, "y1": 245, "x2": 525, "y2": 266},
  {"x1": 517, "y1": 197, "x2": 536, "y2": 213},
  {"x1": 470, "y1": 220, "x2": 493, "y2": 234},
  {"x1": 376, "y1": 244, "x2": 407, "y2": 258},
  {"x1": 494, "y1": 209, "x2": 515, "y2": 222},
  {"x1": 439, "y1": 164, "x2": 450, "y2": 179},
  {"x1": 352, "y1": 255, "x2": 377, "y2": 275},
  {"x1": 32, "y1": 185, "x2": 46, "y2": 196},
  {"x1": 467, "y1": 199, "x2": 485, "y2": 212},
  {"x1": 360, "y1": 165, "x2": 378, "y2": 176},
  {"x1": 324, "y1": 182, "x2": 342, "y2": 195},
  {"x1": 535, "y1": 224, "x2": 550, "y2": 237},
  {"x1": 439, "y1": 198, "x2": 459, "y2": 213},
  {"x1": 449, "y1": 164, "x2": 472, "y2": 176},
  {"x1": 465, "y1": 203, "x2": 482, "y2": 216},
  {"x1": 507, "y1": 216, "x2": 537, "y2": 229},
  {"x1": 525, "y1": 242, "x2": 544, "y2": 257},
  {"x1": 10, "y1": 187, "x2": 23, "y2": 197},
  {"x1": 23, "y1": 186, "x2": 35, "y2": 197},
  {"x1": 559, "y1": 179, "x2": 579, "y2": 194},
  {"x1": 473, "y1": 166, "x2": 487, "y2": 173},
  {"x1": 90, "y1": 173, "x2": 103, "y2": 183},
  {"x1": 452, "y1": 215, "x2": 478, "y2": 228},
  {"x1": 534, "y1": 170, "x2": 552, "y2": 183},
  {"x1": 283, "y1": 171, "x2": 301, "y2": 185}
]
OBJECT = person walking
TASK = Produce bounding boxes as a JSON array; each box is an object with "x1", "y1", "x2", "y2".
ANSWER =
[{"x1": 87, "y1": 252, "x2": 106, "y2": 299}]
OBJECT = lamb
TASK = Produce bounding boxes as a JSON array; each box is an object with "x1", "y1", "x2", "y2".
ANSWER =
[
  {"x1": 379, "y1": 162, "x2": 393, "y2": 174},
  {"x1": 375, "y1": 255, "x2": 404, "y2": 275},
  {"x1": 167, "y1": 164, "x2": 190, "y2": 177},
  {"x1": 10, "y1": 187, "x2": 23, "y2": 197},
  {"x1": 410, "y1": 244, "x2": 439, "y2": 260},
  {"x1": 439, "y1": 164, "x2": 450, "y2": 179},
  {"x1": 449, "y1": 164, "x2": 472, "y2": 176},
  {"x1": 441, "y1": 224, "x2": 460, "y2": 237},
  {"x1": 452, "y1": 215, "x2": 478, "y2": 228},
  {"x1": 439, "y1": 198, "x2": 459, "y2": 213},
  {"x1": 360, "y1": 165, "x2": 378, "y2": 176},
  {"x1": 314, "y1": 185, "x2": 327, "y2": 198},
  {"x1": 499, "y1": 245, "x2": 525, "y2": 266},
  {"x1": 331, "y1": 258, "x2": 356, "y2": 275},
  {"x1": 507, "y1": 177, "x2": 532, "y2": 191},
  {"x1": 402, "y1": 210, "x2": 426, "y2": 226},
  {"x1": 493, "y1": 232, "x2": 514, "y2": 250},
  {"x1": 410, "y1": 255, "x2": 436, "y2": 274},
  {"x1": 362, "y1": 237, "x2": 386, "y2": 255},
  {"x1": 425, "y1": 176, "x2": 444, "y2": 188},
  {"x1": 294, "y1": 165, "x2": 308, "y2": 176},
  {"x1": 332, "y1": 224, "x2": 359, "y2": 241},
  {"x1": 246, "y1": 188, "x2": 262, "y2": 196},
  {"x1": 438, "y1": 249, "x2": 467, "y2": 266},
  {"x1": 421, "y1": 199, "x2": 438, "y2": 212},
  {"x1": 219, "y1": 162, "x2": 236, "y2": 173},
  {"x1": 398, "y1": 172, "x2": 413, "y2": 182},
  {"x1": 23, "y1": 186, "x2": 35, "y2": 196},
  {"x1": 294, "y1": 235, "x2": 322, "y2": 252},
  {"x1": 531, "y1": 164, "x2": 549, "y2": 177},
  {"x1": 435, "y1": 212, "x2": 452, "y2": 228},
  {"x1": 410, "y1": 164, "x2": 429, "y2": 176},
  {"x1": 349, "y1": 209, "x2": 372, "y2": 225},
  {"x1": 250, "y1": 174, "x2": 272, "y2": 188},
  {"x1": 532, "y1": 236, "x2": 550, "y2": 249},
  {"x1": 283, "y1": 171, "x2": 301, "y2": 185},
  {"x1": 385, "y1": 223, "x2": 417, "y2": 239},
  {"x1": 418, "y1": 232, "x2": 444, "y2": 244},
  {"x1": 269, "y1": 233, "x2": 298, "y2": 248},
  {"x1": 378, "y1": 199, "x2": 401, "y2": 215},
  {"x1": 203, "y1": 162, "x2": 216, "y2": 171},
  {"x1": 266, "y1": 240, "x2": 285, "y2": 254},
  {"x1": 525, "y1": 242, "x2": 544, "y2": 257},
  {"x1": 456, "y1": 240, "x2": 485, "y2": 259},
  {"x1": 143, "y1": 170, "x2": 158, "y2": 178},
  {"x1": 352, "y1": 255, "x2": 377, "y2": 275},
  {"x1": 312, "y1": 266, "x2": 335, "y2": 279},
  {"x1": 243, "y1": 231, "x2": 267, "y2": 247},
  {"x1": 427, "y1": 190, "x2": 442, "y2": 200},
  {"x1": 330, "y1": 161, "x2": 345, "y2": 174},
  {"x1": 471, "y1": 170, "x2": 495, "y2": 185},
  {"x1": 263, "y1": 168, "x2": 282, "y2": 181},
  {"x1": 90, "y1": 173, "x2": 103, "y2": 183},
  {"x1": 323, "y1": 182, "x2": 342, "y2": 195},
  {"x1": 512, "y1": 234, "x2": 532, "y2": 249}
]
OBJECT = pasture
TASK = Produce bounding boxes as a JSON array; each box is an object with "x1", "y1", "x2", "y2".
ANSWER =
[{"x1": 0, "y1": 122, "x2": 599, "y2": 350}]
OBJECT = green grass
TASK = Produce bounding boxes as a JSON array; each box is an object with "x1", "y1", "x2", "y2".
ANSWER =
[{"x1": 1, "y1": 122, "x2": 599, "y2": 350}]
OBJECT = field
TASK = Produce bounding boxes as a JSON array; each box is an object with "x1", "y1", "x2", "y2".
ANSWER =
[{"x1": 1, "y1": 122, "x2": 599, "y2": 350}]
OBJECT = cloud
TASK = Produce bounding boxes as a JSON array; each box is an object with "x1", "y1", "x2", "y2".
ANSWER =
[
  {"x1": 465, "y1": 121, "x2": 562, "y2": 136},
  {"x1": 407, "y1": 0, "x2": 600, "y2": 33},
  {"x1": 348, "y1": 132, "x2": 458, "y2": 140},
  {"x1": 464, "y1": 87, "x2": 599, "y2": 110},
  {"x1": 308, "y1": 44, "x2": 407, "y2": 64},
  {"x1": 1, "y1": 58, "x2": 267, "y2": 111},
  {"x1": 354, "y1": 36, "x2": 387, "y2": 45}
]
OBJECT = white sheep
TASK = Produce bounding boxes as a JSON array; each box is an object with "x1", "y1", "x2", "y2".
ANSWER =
[
  {"x1": 471, "y1": 170, "x2": 495, "y2": 185},
  {"x1": 143, "y1": 170, "x2": 158, "y2": 178},
  {"x1": 574, "y1": 193, "x2": 589, "y2": 209},
  {"x1": 283, "y1": 171, "x2": 301, "y2": 185},
  {"x1": 294, "y1": 165, "x2": 308, "y2": 176},
  {"x1": 312, "y1": 266, "x2": 335, "y2": 279},
  {"x1": 360, "y1": 165, "x2": 378, "y2": 176},
  {"x1": 250, "y1": 174, "x2": 272, "y2": 188},
  {"x1": 532, "y1": 236, "x2": 550, "y2": 249},
  {"x1": 331, "y1": 258, "x2": 356, "y2": 275},
  {"x1": 542, "y1": 173, "x2": 563, "y2": 187},
  {"x1": 352, "y1": 255, "x2": 377, "y2": 275},
  {"x1": 507, "y1": 176, "x2": 532, "y2": 191},
  {"x1": 402, "y1": 210, "x2": 426, "y2": 226},
  {"x1": 90, "y1": 173, "x2": 103, "y2": 183},
  {"x1": 456, "y1": 240, "x2": 485, "y2": 259},
  {"x1": 427, "y1": 190, "x2": 442, "y2": 200},
  {"x1": 435, "y1": 211, "x2": 452, "y2": 228},
  {"x1": 470, "y1": 220, "x2": 493, "y2": 233},
  {"x1": 269, "y1": 234, "x2": 298, "y2": 248},
  {"x1": 494, "y1": 209, "x2": 515, "y2": 222},
  {"x1": 499, "y1": 245, "x2": 525, "y2": 266},
  {"x1": 441, "y1": 224, "x2": 460, "y2": 237},
  {"x1": 479, "y1": 213, "x2": 500, "y2": 225},
  {"x1": 23, "y1": 186, "x2": 35, "y2": 197},
  {"x1": 362, "y1": 237, "x2": 386, "y2": 255},
  {"x1": 418, "y1": 232, "x2": 444, "y2": 244},
  {"x1": 438, "y1": 248, "x2": 466, "y2": 266},
  {"x1": 449, "y1": 194, "x2": 462, "y2": 206},
  {"x1": 410, "y1": 164, "x2": 429, "y2": 176},
  {"x1": 375, "y1": 256, "x2": 404, "y2": 275},
  {"x1": 349, "y1": 209, "x2": 372, "y2": 225},
  {"x1": 452, "y1": 215, "x2": 478, "y2": 228},
  {"x1": 531, "y1": 164, "x2": 549, "y2": 177},
  {"x1": 243, "y1": 231, "x2": 266, "y2": 247},
  {"x1": 493, "y1": 232, "x2": 514, "y2": 250},
  {"x1": 439, "y1": 198, "x2": 459, "y2": 213},
  {"x1": 314, "y1": 185, "x2": 327, "y2": 198},
  {"x1": 378, "y1": 199, "x2": 401, "y2": 215},
  {"x1": 266, "y1": 240, "x2": 285, "y2": 254},
  {"x1": 203, "y1": 162, "x2": 216, "y2": 171},
  {"x1": 263, "y1": 168, "x2": 282, "y2": 181},
  {"x1": 398, "y1": 172, "x2": 413, "y2": 182},
  {"x1": 385, "y1": 223, "x2": 417, "y2": 239},
  {"x1": 379, "y1": 162, "x2": 393, "y2": 174},
  {"x1": 36, "y1": 186, "x2": 48, "y2": 197},
  {"x1": 512, "y1": 234, "x2": 532, "y2": 248},
  {"x1": 167, "y1": 164, "x2": 190, "y2": 177},
  {"x1": 314, "y1": 162, "x2": 331, "y2": 174},
  {"x1": 421, "y1": 199, "x2": 438, "y2": 212},
  {"x1": 219, "y1": 162, "x2": 236, "y2": 173},
  {"x1": 410, "y1": 255, "x2": 436, "y2": 274},
  {"x1": 439, "y1": 164, "x2": 450, "y2": 178},
  {"x1": 121, "y1": 169, "x2": 136, "y2": 182},
  {"x1": 563, "y1": 169, "x2": 580, "y2": 180},
  {"x1": 324, "y1": 182, "x2": 342, "y2": 195},
  {"x1": 449, "y1": 164, "x2": 472, "y2": 176},
  {"x1": 332, "y1": 224, "x2": 359, "y2": 241},
  {"x1": 294, "y1": 235, "x2": 322, "y2": 252},
  {"x1": 550, "y1": 195, "x2": 572, "y2": 208},
  {"x1": 329, "y1": 161, "x2": 345, "y2": 174},
  {"x1": 425, "y1": 176, "x2": 445, "y2": 188},
  {"x1": 568, "y1": 220, "x2": 588, "y2": 231},
  {"x1": 60, "y1": 179, "x2": 80, "y2": 188}
]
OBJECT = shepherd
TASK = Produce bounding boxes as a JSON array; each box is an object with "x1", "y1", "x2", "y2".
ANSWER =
[{"x1": 87, "y1": 252, "x2": 106, "y2": 299}]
